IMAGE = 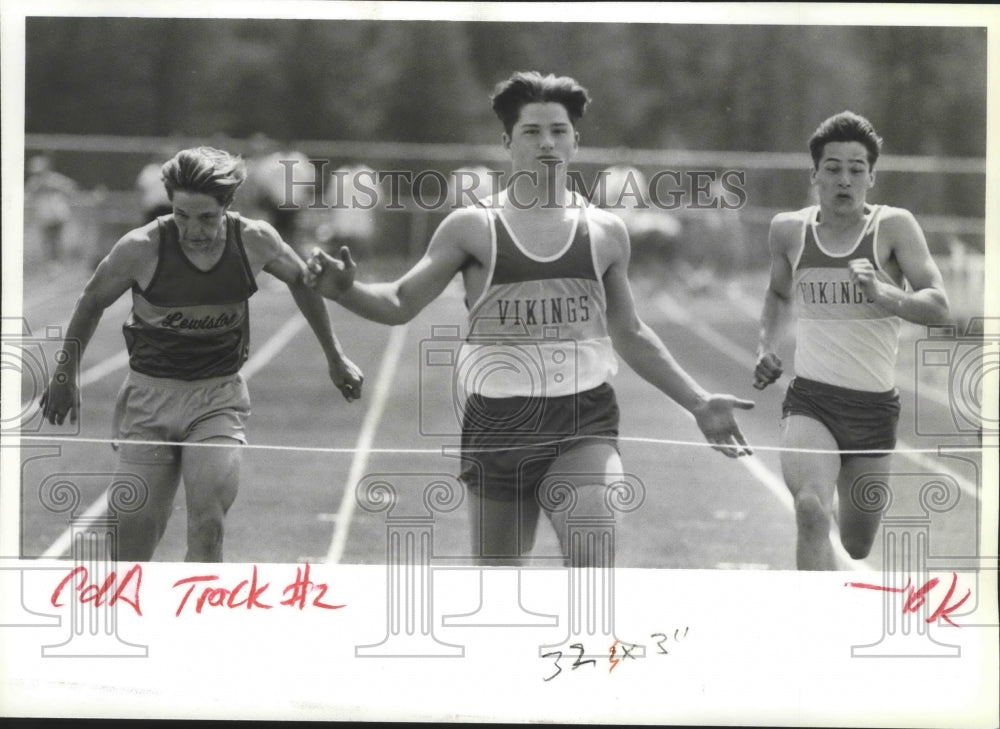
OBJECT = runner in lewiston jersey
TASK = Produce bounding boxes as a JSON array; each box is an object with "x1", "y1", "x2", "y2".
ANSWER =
[
  {"x1": 754, "y1": 111, "x2": 951, "y2": 570},
  {"x1": 41, "y1": 146, "x2": 364, "y2": 562},
  {"x1": 306, "y1": 71, "x2": 754, "y2": 567},
  {"x1": 122, "y1": 207, "x2": 259, "y2": 379}
]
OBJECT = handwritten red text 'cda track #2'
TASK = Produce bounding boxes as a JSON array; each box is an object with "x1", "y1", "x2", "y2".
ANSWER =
[{"x1": 49, "y1": 563, "x2": 345, "y2": 617}]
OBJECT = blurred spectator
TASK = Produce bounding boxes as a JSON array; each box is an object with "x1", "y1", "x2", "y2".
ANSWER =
[
  {"x1": 593, "y1": 165, "x2": 682, "y2": 271},
  {"x1": 592, "y1": 164, "x2": 649, "y2": 212},
  {"x1": 240, "y1": 133, "x2": 314, "y2": 249},
  {"x1": 135, "y1": 148, "x2": 176, "y2": 224},
  {"x1": 315, "y1": 163, "x2": 380, "y2": 260},
  {"x1": 449, "y1": 165, "x2": 500, "y2": 209},
  {"x1": 25, "y1": 155, "x2": 79, "y2": 262},
  {"x1": 682, "y1": 178, "x2": 748, "y2": 273}
]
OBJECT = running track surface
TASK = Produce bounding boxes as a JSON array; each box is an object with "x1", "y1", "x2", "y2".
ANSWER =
[{"x1": 12, "y1": 257, "x2": 986, "y2": 570}]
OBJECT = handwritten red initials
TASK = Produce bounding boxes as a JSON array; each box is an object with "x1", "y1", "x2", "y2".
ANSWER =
[
  {"x1": 923, "y1": 573, "x2": 972, "y2": 626},
  {"x1": 845, "y1": 572, "x2": 972, "y2": 627},
  {"x1": 50, "y1": 564, "x2": 143, "y2": 617}
]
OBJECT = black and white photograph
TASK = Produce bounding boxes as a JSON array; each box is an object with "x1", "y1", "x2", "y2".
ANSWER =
[{"x1": 2, "y1": 1, "x2": 997, "y2": 725}]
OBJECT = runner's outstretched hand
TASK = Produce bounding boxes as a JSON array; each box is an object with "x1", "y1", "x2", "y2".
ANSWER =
[
  {"x1": 304, "y1": 246, "x2": 357, "y2": 301},
  {"x1": 691, "y1": 394, "x2": 754, "y2": 458},
  {"x1": 40, "y1": 375, "x2": 79, "y2": 426}
]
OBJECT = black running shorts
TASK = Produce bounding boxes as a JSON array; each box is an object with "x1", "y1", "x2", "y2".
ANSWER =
[
  {"x1": 782, "y1": 376, "x2": 900, "y2": 460},
  {"x1": 459, "y1": 382, "x2": 620, "y2": 501}
]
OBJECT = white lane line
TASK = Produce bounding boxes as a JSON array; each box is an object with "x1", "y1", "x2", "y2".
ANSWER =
[
  {"x1": 70, "y1": 306, "x2": 304, "y2": 392},
  {"x1": 40, "y1": 496, "x2": 109, "y2": 559},
  {"x1": 16, "y1": 296, "x2": 133, "y2": 410},
  {"x1": 737, "y1": 454, "x2": 875, "y2": 572},
  {"x1": 40, "y1": 313, "x2": 308, "y2": 559},
  {"x1": 36, "y1": 286, "x2": 296, "y2": 398},
  {"x1": 243, "y1": 315, "x2": 306, "y2": 378},
  {"x1": 324, "y1": 324, "x2": 409, "y2": 565},
  {"x1": 653, "y1": 290, "x2": 980, "y2": 500},
  {"x1": 890, "y1": 446, "x2": 981, "y2": 501},
  {"x1": 24, "y1": 270, "x2": 87, "y2": 310},
  {"x1": 79, "y1": 351, "x2": 130, "y2": 387},
  {"x1": 73, "y1": 299, "x2": 306, "y2": 389}
]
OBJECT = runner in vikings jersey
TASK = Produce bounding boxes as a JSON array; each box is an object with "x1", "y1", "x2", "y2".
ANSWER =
[
  {"x1": 755, "y1": 111, "x2": 950, "y2": 570},
  {"x1": 307, "y1": 71, "x2": 754, "y2": 567}
]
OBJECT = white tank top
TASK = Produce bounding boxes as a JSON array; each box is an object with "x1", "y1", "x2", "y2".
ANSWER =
[
  {"x1": 460, "y1": 199, "x2": 618, "y2": 398},
  {"x1": 792, "y1": 204, "x2": 903, "y2": 392}
]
